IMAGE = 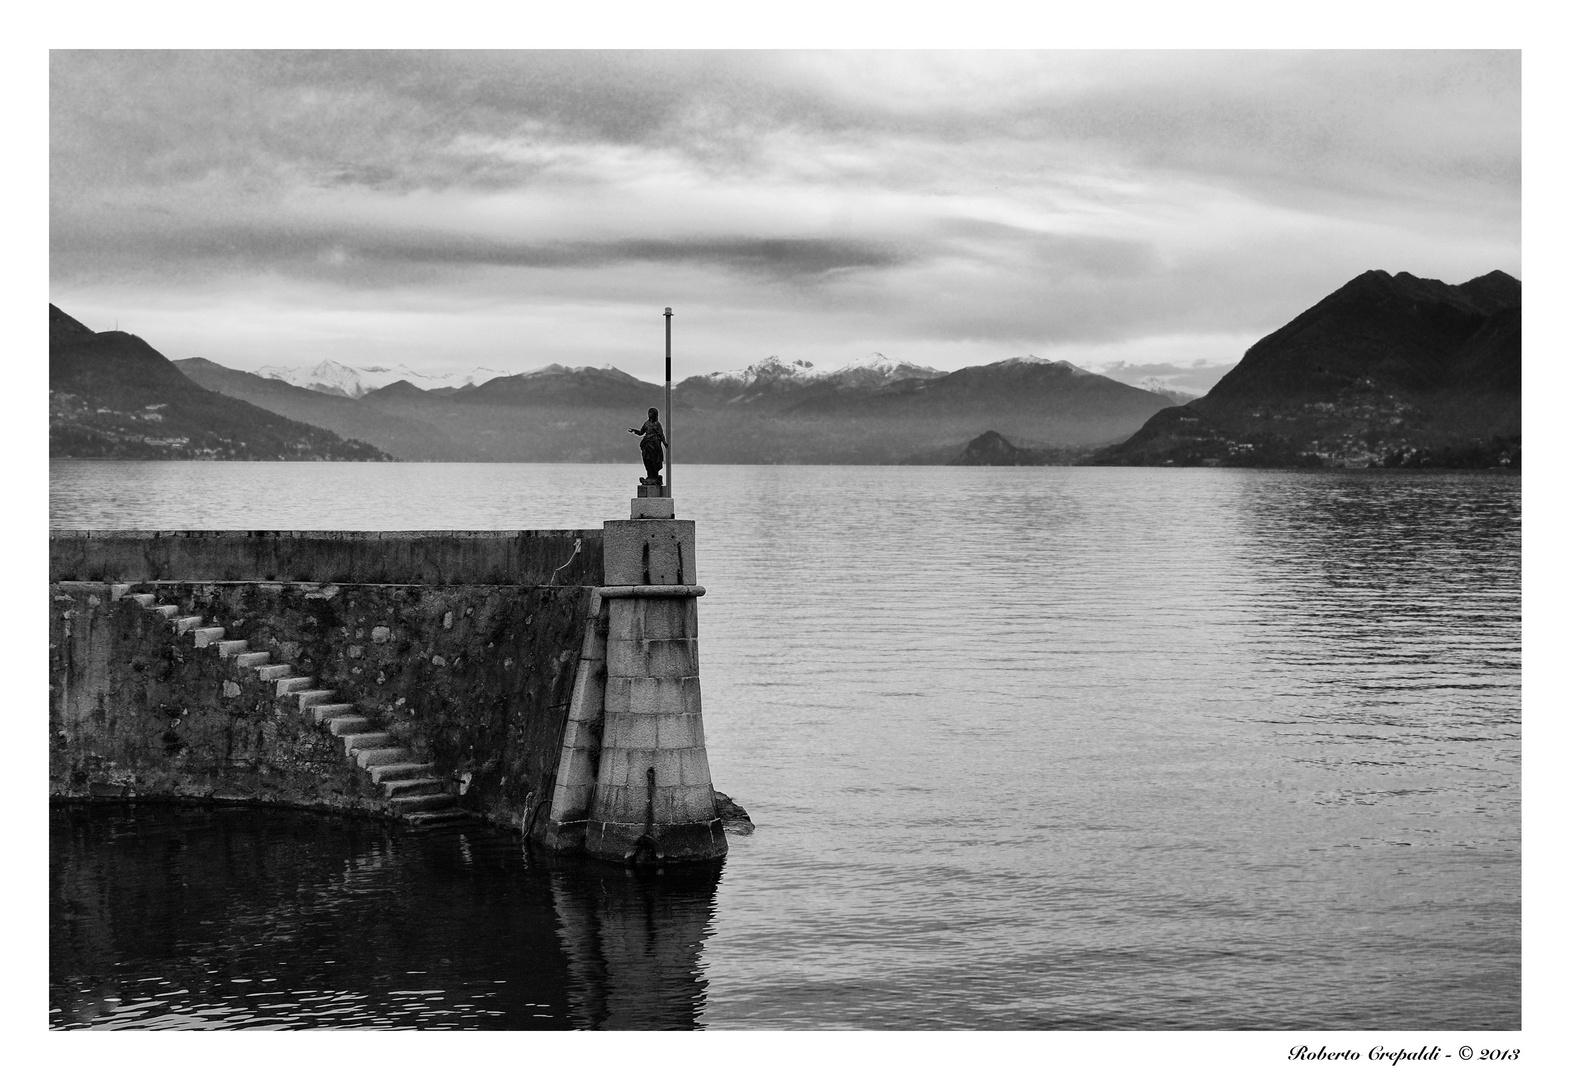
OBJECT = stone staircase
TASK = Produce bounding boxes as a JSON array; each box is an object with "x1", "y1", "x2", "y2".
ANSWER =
[{"x1": 115, "y1": 584, "x2": 466, "y2": 827}]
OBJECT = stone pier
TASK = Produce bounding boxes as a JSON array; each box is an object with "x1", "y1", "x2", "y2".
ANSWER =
[
  {"x1": 50, "y1": 521, "x2": 737, "y2": 857},
  {"x1": 542, "y1": 488, "x2": 727, "y2": 864}
]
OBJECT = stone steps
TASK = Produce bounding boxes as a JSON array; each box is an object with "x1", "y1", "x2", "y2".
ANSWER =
[
  {"x1": 295, "y1": 688, "x2": 334, "y2": 711},
  {"x1": 342, "y1": 731, "x2": 393, "y2": 751},
  {"x1": 383, "y1": 777, "x2": 446, "y2": 798},
  {"x1": 403, "y1": 809, "x2": 469, "y2": 828},
  {"x1": 309, "y1": 702, "x2": 354, "y2": 723},
  {"x1": 368, "y1": 761, "x2": 435, "y2": 784},
  {"x1": 355, "y1": 746, "x2": 411, "y2": 768},
  {"x1": 391, "y1": 792, "x2": 456, "y2": 814},
  {"x1": 328, "y1": 715, "x2": 372, "y2": 736},
  {"x1": 119, "y1": 583, "x2": 464, "y2": 827}
]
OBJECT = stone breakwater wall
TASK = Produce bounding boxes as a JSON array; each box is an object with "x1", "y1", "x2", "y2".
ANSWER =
[
  {"x1": 49, "y1": 530, "x2": 603, "y2": 587},
  {"x1": 50, "y1": 530, "x2": 600, "y2": 834}
]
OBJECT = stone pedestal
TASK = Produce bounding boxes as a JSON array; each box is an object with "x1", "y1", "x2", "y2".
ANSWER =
[
  {"x1": 541, "y1": 493, "x2": 726, "y2": 865},
  {"x1": 602, "y1": 518, "x2": 696, "y2": 587}
]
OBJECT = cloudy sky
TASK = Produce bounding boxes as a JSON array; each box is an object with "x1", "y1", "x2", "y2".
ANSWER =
[{"x1": 49, "y1": 50, "x2": 1519, "y2": 392}]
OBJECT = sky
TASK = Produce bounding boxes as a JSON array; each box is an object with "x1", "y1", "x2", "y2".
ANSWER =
[{"x1": 49, "y1": 49, "x2": 1520, "y2": 393}]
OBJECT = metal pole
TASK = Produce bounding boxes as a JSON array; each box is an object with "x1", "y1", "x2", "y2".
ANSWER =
[{"x1": 664, "y1": 307, "x2": 673, "y2": 496}]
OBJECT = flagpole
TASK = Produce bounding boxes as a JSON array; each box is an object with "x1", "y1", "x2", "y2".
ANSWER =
[{"x1": 664, "y1": 307, "x2": 673, "y2": 497}]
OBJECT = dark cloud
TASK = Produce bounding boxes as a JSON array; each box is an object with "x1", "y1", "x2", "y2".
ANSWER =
[
  {"x1": 51, "y1": 214, "x2": 908, "y2": 286},
  {"x1": 375, "y1": 233, "x2": 907, "y2": 280}
]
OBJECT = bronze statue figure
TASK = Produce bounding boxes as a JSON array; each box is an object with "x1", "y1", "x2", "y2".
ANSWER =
[{"x1": 629, "y1": 407, "x2": 666, "y2": 487}]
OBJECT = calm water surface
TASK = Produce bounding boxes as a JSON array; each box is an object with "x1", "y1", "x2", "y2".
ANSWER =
[{"x1": 50, "y1": 462, "x2": 1521, "y2": 1029}]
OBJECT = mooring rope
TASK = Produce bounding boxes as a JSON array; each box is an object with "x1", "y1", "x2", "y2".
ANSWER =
[{"x1": 547, "y1": 538, "x2": 582, "y2": 586}]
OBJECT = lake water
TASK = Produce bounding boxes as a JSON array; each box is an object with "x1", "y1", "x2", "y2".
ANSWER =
[{"x1": 49, "y1": 462, "x2": 1521, "y2": 1029}]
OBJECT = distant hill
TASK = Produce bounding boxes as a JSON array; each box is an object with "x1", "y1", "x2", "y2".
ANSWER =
[
  {"x1": 174, "y1": 357, "x2": 464, "y2": 461},
  {"x1": 453, "y1": 364, "x2": 656, "y2": 409},
  {"x1": 351, "y1": 372, "x2": 659, "y2": 462},
  {"x1": 745, "y1": 356, "x2": 1173, "y2": 462},
  {"x1": 949, "y1": 431, "x2": 1058, "y2": 465},
  {"x1": 1091, "y1": 270, "x2": 1521, "y2": 468},
  {"x1": 360, "y1": 379, "x2": 434, "y2": 403},
  {"x1": 49, "y1": 305, "x2": 393, "y2": 461}
]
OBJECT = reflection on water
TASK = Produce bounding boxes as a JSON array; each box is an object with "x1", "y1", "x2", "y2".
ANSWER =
[
  {"x1": 50, "y1": 804, "x2": 719, "y2": 1029},
  {"x1": 551, "y1": 863, "x2": 722, "y2": 1029}
]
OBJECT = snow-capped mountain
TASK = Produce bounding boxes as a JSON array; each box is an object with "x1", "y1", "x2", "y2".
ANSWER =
[
  {"x1": 254, "y1": 360, "x2": 368, "y2": 398},
  {"x1": 1134, "y1": 377, "x2": 1197, "y2": 405},
  {"x1": 254, "y1": 360, "x2": 517, "y2": 397},
  {"x1": 696, "y1": 352, "x2": 944, "y2": 389},
  {"x1": 695, "y1": 355, "x2": 823, "y2": 385},
  {"x1": 824, "y1": 352, "x2": 946, "y2": 387},
  {"x1": 680, "y1": 353, "x2": 947, "y2": 408},
  {"x1": 506, "y1": 363, "x2": 632, "y2": 381},
  {"x1": 997, "y1": 354, "x2": 1090, "y2": 374}
]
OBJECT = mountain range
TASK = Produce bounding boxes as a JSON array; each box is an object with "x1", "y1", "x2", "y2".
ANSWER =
[
  {"x1": 174, "y1": 348, "x2": 1173, "y2": 464},
  {"x1": 172, "y1": 357, "x2": 469, "y2": 461},
  {"x1": 49, "y1": 306, "x2": 391, "y2": 461},
  {"x1": 50, "y1": 268, "x2": 1520, "y2": 468},
  {"x1": 253, "y1": 358, "x2": 516, "y2": 397},
  {"x1": 1091, "y1": 270, "x2": 1521, "y2": 467}
]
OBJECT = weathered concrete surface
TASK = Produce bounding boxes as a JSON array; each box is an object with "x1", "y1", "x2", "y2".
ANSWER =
[
  {"x1": 602, "y1": 520, "x2": 696, "y2": 587},
  {"x1": 50, "y1": 580, "x2": 594, "y2": 832},
  {"x1": 540, "y1": 593, "x2": 610, "y2": 854},
  {"x1": 50, "y1": 530, "x2": 602, "y2": 586}
]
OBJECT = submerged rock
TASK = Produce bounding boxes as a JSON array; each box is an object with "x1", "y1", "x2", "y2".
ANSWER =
[{"x1": 713, "y1": 791, "x2": 754, "y2": 835}]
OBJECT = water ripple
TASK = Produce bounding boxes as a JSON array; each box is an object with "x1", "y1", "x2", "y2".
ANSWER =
[{"x1": 50, "y1": 463, "x2": 1518, "y2": 1029}]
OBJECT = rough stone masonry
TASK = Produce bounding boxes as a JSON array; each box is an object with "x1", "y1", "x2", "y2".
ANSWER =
[{"x1": 49, "y1": 525, "x2": 732, "y2": 863}]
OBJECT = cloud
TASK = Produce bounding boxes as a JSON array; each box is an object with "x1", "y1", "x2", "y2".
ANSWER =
[
  {"x1": 49, "y1": 50, "x2": 1520, "y2": 380},
  {"x1": 1092, "y1": 359, "x2": 1240, "y2": 395}
]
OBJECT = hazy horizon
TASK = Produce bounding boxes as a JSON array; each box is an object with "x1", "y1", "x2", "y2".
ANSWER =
[{"x1": 154, "y1": 345, "x2": 1239, "y2": 397}]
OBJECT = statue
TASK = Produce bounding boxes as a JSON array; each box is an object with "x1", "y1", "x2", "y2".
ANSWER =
[{"x1": 629, "y1": 407, "x2": 666, "y2": 487}]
